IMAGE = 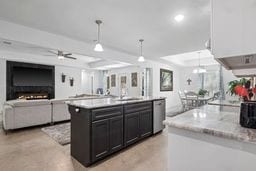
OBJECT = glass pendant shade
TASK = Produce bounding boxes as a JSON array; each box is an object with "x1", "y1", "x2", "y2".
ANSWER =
[
  {"x1": 94, "y1": 43, "x2": 104, "y2": 52},
  {"x1": 58, "y1": 55, "x2": 65, "y2": 60},
  {"x1": 193, "y1": 51, "x2": 206, "y2": 74},
  {"x1": 193, "y1": 67, "x2": 206, "y2": 74},
  {"x1": 138, "y1": 56, "x2": 145, "y2": 62}
]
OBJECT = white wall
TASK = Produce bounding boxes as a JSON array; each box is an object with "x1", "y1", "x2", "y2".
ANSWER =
[
  {"x1": 54, "y1": 65, "x2": 82, "y2": 99},
  {"x1": 180, "y1": 66, "x2": 202, "y2": 92},
  {"x1": 106, "y1": 66, "x2": 143, "y2": 97},
  {"x1": 81, "y1": 70, "x2": 92, "y2": 95},
  {"x1": 142, "y1": 60, "x2": 182, "y2": 113},
  {"x1": 93, "y1": 70, "x2": 104, "y2": 94}
]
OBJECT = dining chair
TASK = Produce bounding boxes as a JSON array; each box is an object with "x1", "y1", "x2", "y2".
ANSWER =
[
  {"x1": 184, "y1": 91, "x2": 199, "y2": 108},
  {"x1": 213, "y1": 91, "x2": 220, "y2": 100},
  {"x1": 178, "y1": 91, "x2": 187, "y2": 111}
]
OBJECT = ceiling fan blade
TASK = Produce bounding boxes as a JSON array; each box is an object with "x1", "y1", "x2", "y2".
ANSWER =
[
  {"x1": 64, "y1": 53, "x2": 72, "y2": 56},
  {"x1": 47, "y1": 50, "x2": 58, "y2": 55},
  {"x1": 64, "y1": 56, "x2": 77, "y2": 60},
  {"x1": 43, "y1": 54, "x2": 56, "y2": 56}
]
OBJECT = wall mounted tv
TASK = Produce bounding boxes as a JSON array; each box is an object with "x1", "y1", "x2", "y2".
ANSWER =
[
  {"x1": 12, "y1": 66, "x2": 53, "y2": 86},
  {"x1": 6, "y1": 61, "x2": 55, "y2": 100}
]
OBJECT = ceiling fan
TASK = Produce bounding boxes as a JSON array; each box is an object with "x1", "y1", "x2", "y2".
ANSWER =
[{"x1": 47, "y1": 50, "x2": 77, "y2": 60}]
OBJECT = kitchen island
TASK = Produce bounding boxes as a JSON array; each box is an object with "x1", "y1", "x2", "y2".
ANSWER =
[
  {"x1": 67, "y1": 97, "x2": 165, "y2": 167},
  {"x1": 164, "y1": 104, "x2": 256, "y2": 171}
]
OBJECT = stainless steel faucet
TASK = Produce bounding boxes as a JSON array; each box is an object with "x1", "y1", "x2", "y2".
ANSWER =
[{"x1": 120, "y1": 87, "x2": 127, "y2": 99}]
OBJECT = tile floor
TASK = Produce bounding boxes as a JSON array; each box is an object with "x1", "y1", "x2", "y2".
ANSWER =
[{"x1": 0, "y1": 125, "x2": 168, "y2": 171}]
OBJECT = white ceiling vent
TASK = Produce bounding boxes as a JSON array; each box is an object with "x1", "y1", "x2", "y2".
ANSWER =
[
  {"x1": 243, "y1": 55, "x2": 254, "y2": 64},
  {"x1": 217, "y1": 54, "x2": 256, "y2": 70}
]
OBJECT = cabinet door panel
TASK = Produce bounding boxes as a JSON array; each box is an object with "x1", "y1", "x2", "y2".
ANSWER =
[
  {"x1": 125, "y1": 112, "x2": 140, "y2": 146},
  {"x1": 140, "y1": 110, "x2": 152, "y2": 138},
  {"x1": 109, "y1": 116, "x2": 123, "y2": 153},
  {"x1": 92, "y1": 119, "x2": 109, "y2": 162}
]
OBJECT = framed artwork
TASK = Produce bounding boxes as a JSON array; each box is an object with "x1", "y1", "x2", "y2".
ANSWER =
[
  {"x1": 120, "y1": 76, "x2": 127, "y2": 89},
  {"x1": 131, "y1": 72, "x2": 138, "y2": 87},
  {"x1": 107, "y1": 76, "x2": 110, "y2": 89},
  {"x1": 111, "y1": 74, "x2": 116, "y2": 87},
  {"x1": 160, "y1": 69, "x2": 173, "y2": 91}
]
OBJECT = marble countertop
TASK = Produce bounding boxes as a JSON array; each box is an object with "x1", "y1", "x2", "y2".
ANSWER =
[
  {"x1": 164, "y1": 105, "x2": 256, "y2": 145},
  {"x1": 67, "y1": 96, "x2": 165, "y2": 109},
  {"x1": 208, "y1": 99, "x2": 241, "y2": 107}
]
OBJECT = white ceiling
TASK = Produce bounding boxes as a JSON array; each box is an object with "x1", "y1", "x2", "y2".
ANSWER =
[
  {"x1": 161, "y1": 49, "x2": 218, "y2": 66},
  {"x1": 0, "y1": 38, "x2": 101, "y2": 63},
  {"x1": 0, "y1": 0, "x2": 210, "y2": 60},
  {"x1": 0, "y1": 38, "x2": 133, "y2": 70}
]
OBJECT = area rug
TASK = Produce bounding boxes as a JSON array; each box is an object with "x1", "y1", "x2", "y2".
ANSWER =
[{"x1": 41, "y1": 122, "x2": 70, "y2": 145}]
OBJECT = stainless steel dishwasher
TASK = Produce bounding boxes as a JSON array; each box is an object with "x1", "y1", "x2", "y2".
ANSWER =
[{"x1": 153, "y1": 99, "x2": 166, "y2": 134}]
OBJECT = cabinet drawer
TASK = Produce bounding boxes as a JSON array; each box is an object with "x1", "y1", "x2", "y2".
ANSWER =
[
  {"x1": 92, "y1": 106, "x2": 123, "y2": 121},
  {"x1": 124, "y1": 102, "x2": 152, "y2": 114}
]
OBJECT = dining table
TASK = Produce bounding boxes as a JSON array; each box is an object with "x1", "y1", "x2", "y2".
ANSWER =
[{"x1": 181, "y1": 95, "x2": 214, "y2": 106}]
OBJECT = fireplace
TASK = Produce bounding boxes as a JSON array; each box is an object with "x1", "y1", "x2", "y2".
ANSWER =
[
  {"x1": 16, "y1": 92, "x2": 49, "y2": 100},
  {"x1": 6, "y1": 61, "x2": 55, "y2": 100}
]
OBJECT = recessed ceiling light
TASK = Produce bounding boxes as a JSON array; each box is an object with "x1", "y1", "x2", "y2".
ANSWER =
[{"x1": 174, "y1": 14, "x2": 184, "y2": 22}]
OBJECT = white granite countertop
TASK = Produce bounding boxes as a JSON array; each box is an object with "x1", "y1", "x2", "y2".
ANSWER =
[
  {"x1": 164, "y1": 105, "x2": 256, "y2": 145},
  {"x1": 208, "y1": 99, "x2": 241, "y2": 107},
  {"x1": 67, "y1": 96, "x2": 165, "y2": 109}
]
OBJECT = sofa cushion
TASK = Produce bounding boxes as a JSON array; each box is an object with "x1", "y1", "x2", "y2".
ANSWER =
[
  {"x1": 50, "y1": 96, "x2": 107, "y2": 104},
  {"x1": 5, "y1": 99, "x2": 51, "y2": 107}
]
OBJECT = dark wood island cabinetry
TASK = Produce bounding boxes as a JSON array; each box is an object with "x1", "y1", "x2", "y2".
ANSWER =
[{"x1": 68, "y1": 98, "x2": 164, "y2": 167}]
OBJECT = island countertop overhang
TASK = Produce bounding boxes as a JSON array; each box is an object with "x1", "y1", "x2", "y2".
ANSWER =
[
  {"x1": 164, "y1": 104, "x2": 256, "y2": 145},
  {"x1": 66, "y1": 97, "x2": 166, "y2": 109}
]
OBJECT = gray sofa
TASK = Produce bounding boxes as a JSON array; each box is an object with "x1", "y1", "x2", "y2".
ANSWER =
[
  {"x1": 3, "y1": 99, "x2": 52, "y2": 130},
  {"x1": 2, "y1": 95, "x2": 108, "y2": 131}
]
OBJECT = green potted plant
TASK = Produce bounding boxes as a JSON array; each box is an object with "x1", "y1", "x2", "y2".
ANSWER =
[{"x1": 198, "y1": 89, "x2": 208, "y2": 97}]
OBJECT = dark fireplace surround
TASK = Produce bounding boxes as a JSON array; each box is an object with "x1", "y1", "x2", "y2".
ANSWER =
[{"x1": 6, "y1": 61, "x2": 55, "y2": 100}]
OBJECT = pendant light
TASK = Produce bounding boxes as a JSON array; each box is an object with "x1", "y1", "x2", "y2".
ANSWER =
[
  {"x1": 193, "y1": 51, "x2": 206, "y2": 74},
  {"x1": 138, "y1": 39, "x2": 145, "y2": 62},
  {"x1": 94, "y1": 20, "x2": 104, "y2": 52}
]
